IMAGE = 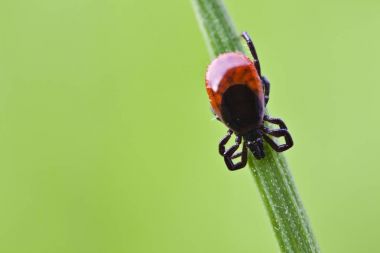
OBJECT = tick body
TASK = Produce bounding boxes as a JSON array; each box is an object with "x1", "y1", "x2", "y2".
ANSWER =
[
  {"x1": 206, "y1": 52, "x2": 264, "y2": 134},
  {"x1": 205, "y1": 32, "x2": 293, "y2": 171}
]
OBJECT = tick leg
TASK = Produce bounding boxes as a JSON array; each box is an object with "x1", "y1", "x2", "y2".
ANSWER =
[
  {"x1": 242, "y1": 32, "x2": 270, "y2": 105},
  {"x1": 264, "y1": 115, "x2": 287, "y2": 129},
  {"x1": 262, "y1": 127, "x2": 293, "y2": 152},
  {"x1": 242, "y1": 32, "x2": 262, "y2": 77},
  {"x1": 219, "y1": 129, "x2": 233, "y2": 156},
  {"x1": 219, "y1": 131, "x2": 243, "y2": 159},
  {"x1": 261, "y1": 76, "x2": 270, "y2": 105},
  {"x1": 262, "y1": 115, "x2": 293, "y2": 152},
  {"x1": 223, "y1": 138, "x2": 248, "y2": 171}
]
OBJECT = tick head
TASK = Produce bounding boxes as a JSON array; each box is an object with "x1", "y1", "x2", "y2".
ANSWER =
[{"x1": 245, "y1": 130, "x2": 265, "y2": 160}]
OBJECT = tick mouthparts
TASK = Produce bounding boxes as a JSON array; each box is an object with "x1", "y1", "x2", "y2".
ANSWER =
[{"x1": 247, "y1": 139, "x2": 265, "y2": 159}]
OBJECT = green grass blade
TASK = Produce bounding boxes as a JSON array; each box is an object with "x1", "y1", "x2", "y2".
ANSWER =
[{"x1": 192, "y1": 0, "x2": 320, "y2": 252}]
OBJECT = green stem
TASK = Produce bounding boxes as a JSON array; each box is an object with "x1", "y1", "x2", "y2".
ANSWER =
[{"x1": 192, "y1": 0, "x2": 320, "y2": 252}]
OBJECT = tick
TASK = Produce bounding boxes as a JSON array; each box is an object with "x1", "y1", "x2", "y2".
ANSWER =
[{"x1": 205, "y1": 32, "x2": 293, "y2": 171}]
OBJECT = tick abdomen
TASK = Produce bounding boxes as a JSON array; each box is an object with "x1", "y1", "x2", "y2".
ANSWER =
[{"x1": 206, "y1": 52, "x2": 265, "y2": 130}]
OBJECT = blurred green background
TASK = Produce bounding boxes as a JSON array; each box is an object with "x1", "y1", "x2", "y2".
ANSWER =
[{"x1": 0, "y1": 0, "x2": 379, "y2": 252}]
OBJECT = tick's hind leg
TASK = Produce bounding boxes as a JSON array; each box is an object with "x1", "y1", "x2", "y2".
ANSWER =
[
  {"x1": 262, "y1": 115, "x2": 293, "y2": 152},
  {"x1": 261, "y1": 76, "x2": 270, "y2": 105},
  {"x1": 242, "y1": 32, "x2": 262, "y2": 76},
  {"x1": 241, "y1": 32, "x2": 270, "y2": 105},
  {"x1": 219, "y1": 130, "x2": 247, "y2": 170}
]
